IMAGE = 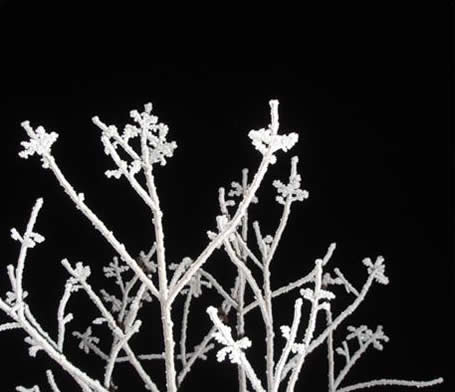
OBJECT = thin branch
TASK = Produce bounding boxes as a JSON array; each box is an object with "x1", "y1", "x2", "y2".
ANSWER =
[
  {"x1": 281, "y1": 273, "x2": 376, "y2": 382},
  {"x1": 46, "y1": 370, "x2": 61, "y2": 392},
  {"x1": 273, "y1": 298, "x2": 303, "y2": 392},
  {"x1": 57, "y1": 282, "x2": 73, "y2": 351},
  {"x1": 169, "y1": 128, "x2": 279, "y2": 304},
  {"x1": 234, "y1": 233, "x2": 263, "y2": 270},
  {"x1": 326, "y1": 309, "x2": 335, "y2": 392},
  {"x1": 39, "y1": 150, "x2": 160, "y2": 298},
  {"x1": 336, "y1": 378, "x2": 444, "y2": 392},
  {"x1": 104, "y1": 320, "x2": 142, "y2": 388},
  {"x1": 200, "y1": 269, "x2": 238, "y2": 310},
  {"x1": 180, "y1": 286, "x2": 193, "y2": 366},
  {"x1": 207, "y1": 307, "x2": 266, "y2": 392},
  {"x1": 15, "y1": 198, "x2": 44, "y2": 306}
]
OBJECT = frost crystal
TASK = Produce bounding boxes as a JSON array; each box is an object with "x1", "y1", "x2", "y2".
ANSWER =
[
  {"x1": 273, "y1": 174, "x2": 308, "y2": 205},
  {"x1": 300, "y1": 287, "x2": 335, "y2": 302},
  {"x1": 213, "y1": 329, "x2": 252, "y2": 364},
  {"x1": 363, "y1": 256, "x2": 389, "y2": 285},
  {"x1": 248, "y1": 100, "x2": 298, "y2": 164},
  {"x1": 127, "y1": 103, "x2": 177, "y2": 166},
  {"x1": 105, "y1": 159, "x2": 142, "y2": 180},
  {"x1": 228, "y1": 181, "x2": 258, "y2": 203},
  {"x1": 73, "y1": 326, "x2": 99, "y2": 354},
  {"x1": 207, "y1": 214, "x2": 237, "y2": 245},
  {"x1": 103, "y1": 256, "x2": 129, "y2": 288},
  {"x1": 248, "y1": 128, "x2": 298, "y2": 165},
  {"x1": 72, "y1": 262, "x2": 91, "y2": 281},
  {"x1": 19, "y1": 122, "x2": 58, "y2": 169},
  {"x1": 100, "y1": 289, "x2": 123, "y2": 313},
  {"x1": 344, "y1": 325, "x2": 390, "y2": 351},
  {"x1": 169, "y1": 258, "x2": 211, "y2": 297}
]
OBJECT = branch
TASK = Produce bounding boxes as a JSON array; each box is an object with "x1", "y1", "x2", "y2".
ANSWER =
[
  {"x1": 207, "y1": 307, "x2": 266, "y2": 392},
  {"x1": 336, "y1": 378, "x2": 444, "y2": 392},
  {"x1": 169, "y1": 100, "x2": 296, "y2": 304}
]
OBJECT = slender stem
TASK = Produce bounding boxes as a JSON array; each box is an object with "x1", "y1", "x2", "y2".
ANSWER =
[
  {"x1": 180, "y1": 286, "x2": 193, "y2": 366},
  {"x1": 178, "y1": 279, "x2": 241, "y2": 387},
  {"x1": 57, "y1": 283, "x2": 73, "y2": 351},
  {"x1": 45, "y1": 153, "x2": 159, "y2": 298},
  {"x1": 169, "y1": 144, "x2": 277, "y2": 304},
  {"x1": 17, "y1": 309, "x2": 110, "y2": 392},
  {"x1": 224, "y1": 241, "x2": 272, "y2": 327},
  {"x1": 62, "y1": 259, "x2": 159, "y2": 392},
  {"x1": 336, "y1": 378, "x2": 444, "y2": 392},
  {"x1": 286, "y1": 260, "x2": 323, "y2": 392},
  {"x1": 140, "y1": 124, "x2": 177, "y2": 392},
  {"x1": 15, "y1": 198, "x2": 43, "y2": 306},
  {"x1": 273, "y1": 298, "x2": 303, "y2": 392},
  {"x1": 237, "y1": 182, "x2": 248, "y2": 392},
  {"x1": 326, "y1": 309, "x2": 335, "y2": 392},
  {"x1": 280, "y1": 274, "x2": 375, "y2": 383},
  {"x1": 207, "y1": 307, "x2": 266, "y2": 392},
  {"x1": 104, "y1": 321, "x2": 141, "y2": 388},
  {"x1": 200, "y1": 270, "x2": 238, "y2": 309}
]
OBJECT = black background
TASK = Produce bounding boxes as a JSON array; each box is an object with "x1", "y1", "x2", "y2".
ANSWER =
[{"x1": 0, "y1": 2, "x2": 452, "y2": 392}]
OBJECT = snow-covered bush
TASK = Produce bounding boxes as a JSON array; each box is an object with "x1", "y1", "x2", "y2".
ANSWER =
[{"x1": 0, "y1": 100, "x2": 443, "y2": 392}]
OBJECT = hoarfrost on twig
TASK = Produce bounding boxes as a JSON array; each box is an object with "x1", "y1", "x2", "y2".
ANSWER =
[{"x1": 0, "y1": 100, "x2": 442, "y2": 392}]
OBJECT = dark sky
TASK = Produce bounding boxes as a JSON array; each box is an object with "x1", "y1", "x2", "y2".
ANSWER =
[{"x1": 0, "y1": 4, "x2": 451, "y2": 392}]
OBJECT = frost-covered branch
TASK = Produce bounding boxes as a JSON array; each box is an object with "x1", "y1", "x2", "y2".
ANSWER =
[
  {"x1": 3, "y1": 99, "x2": 442, "y2": 392},
  {"x1": 207, "y1": 306, "x2": 266, "y2": 392},
  {"x1": 273, "y1": 298, "x2": 303, "y2": 392},
  {"x1": 169, "y1": 100, "x2": 299, "y2": 305},
  {"x1": 336, "y1": 377, "x2": 444, "y2": 392},
  {"x1": 20, "y1": 120, "x2": 160, "y2": 300},
  {"x1": 46, "y1": 370, "x2": 61, "y2": 392}
]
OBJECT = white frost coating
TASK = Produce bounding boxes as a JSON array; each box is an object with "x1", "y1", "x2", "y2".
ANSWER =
[
  {"x1": 0, "y1": 100, "x2": 442, "y2": 392},
  {"x1": 74, "y1": 326, "x2": 100, "y2": 354},
  {"x1": 93, "y1": 102, "x2": 177, "y2": 178},
  {"x1": 273, "y1": 157, "x2": 309, "y2": 205},
  {"x1": 248, "y1": 127, "x2": 298, "y2": 165},
  {"x1": 249, "y1": 100, "x2": 298, "y2": 165},
  {"x1": 19, "y1": 122, "x2": 58, "y2": 169},
  {"x1": 362, "y1": 256, "x2": 389, "y2": 285},
  {"x1": 207, "y1": 307, "x2": 252, "y2": 365},
  {"x1": 207, "y1": 306, "x2": 265, "y2": 392}
]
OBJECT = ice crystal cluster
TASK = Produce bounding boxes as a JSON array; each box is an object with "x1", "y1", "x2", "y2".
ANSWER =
[{"x1": 0, "y1": 100, "x2": 443, "y2": 392}]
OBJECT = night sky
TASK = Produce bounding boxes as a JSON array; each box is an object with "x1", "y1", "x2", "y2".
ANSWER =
[{"x1": 0, "y1": 4, "x2": 451, "y2": 392}]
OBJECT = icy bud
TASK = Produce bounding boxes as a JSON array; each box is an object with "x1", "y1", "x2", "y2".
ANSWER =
[
  {"x1": 10, "y1": 228, "x2": 45, "y2": 248},
  {"x1": 362, "y1": 256, "x2": 389, "y2": 285},
  {"x1": 73, "y1": 262, "x2": 91, "y2": 281},
  {"x1": 100, "y1": 289, "x2": 123, "y2": 313},
  {"x1": 248, "y1": 100, "x2": 298, "y2": 164},
  {"x1": 24, "y1": 336, "x2": 42, "y2": 358},
  {"x1": 19, "y1": 122, "x2": 59, "y2": 169},
  {"x1": 73, "y1": 326, "x2": 99, "y2": 354},
  {"x1": 273, "y1": 156, "x2": 309, "y2": 205},
  {"x1": 130, "y1": 103, "x2": 177, "y2": 166}
]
